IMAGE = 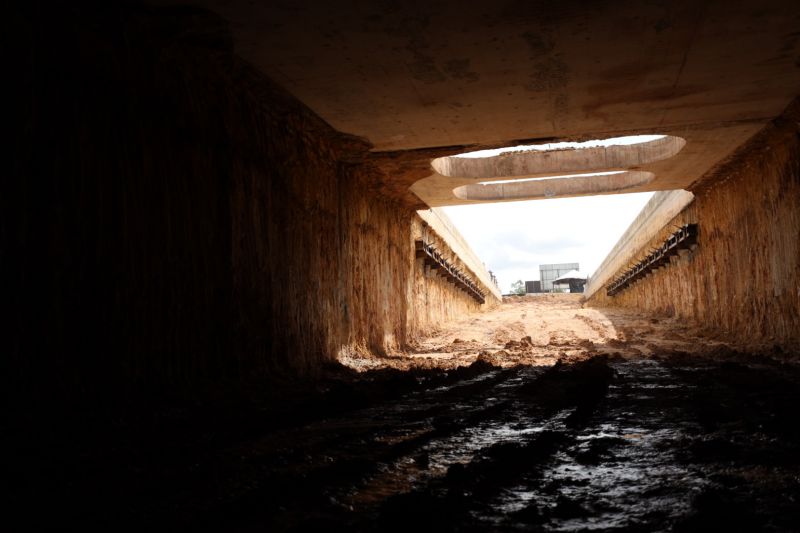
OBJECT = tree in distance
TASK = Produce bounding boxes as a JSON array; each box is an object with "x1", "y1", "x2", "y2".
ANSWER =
[{"x1": 510, "y1": 280, "x2": 526, "y2": 295}]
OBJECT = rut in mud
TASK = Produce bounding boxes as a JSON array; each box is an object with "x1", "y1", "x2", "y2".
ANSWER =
[
  {"x1": 181, "y1": 352, "x2": 798, "y2": 532},
  {"x1": 11, "y1": 296, "x2": 800, "y2": 531}
]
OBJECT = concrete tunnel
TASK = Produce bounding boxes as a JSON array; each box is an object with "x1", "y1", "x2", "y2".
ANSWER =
[{"x1": 6, "y1": 1, "x2": 800, "y2": 530}]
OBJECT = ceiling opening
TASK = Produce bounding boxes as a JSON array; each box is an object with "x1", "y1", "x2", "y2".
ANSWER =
[
  {"x1": 431, "y1": 135, "x2": 685, "y2": 180},
  {"x1": 475, "y1": 170, "x2": 625, "y2": 186},
  {"x1": 451, "y1": 135, "x2": 668, "y2": 158},
  {"x1": 453, "y1": 171, "x2": 654, "y2": 200}
]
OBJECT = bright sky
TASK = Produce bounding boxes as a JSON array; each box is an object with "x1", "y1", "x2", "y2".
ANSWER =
[
  {"x1": 453, "y1": 135, "x2": 665, "y2": 158},
  {"x1": 441, "y1": 192, "x2": 654, "y2": 294}
]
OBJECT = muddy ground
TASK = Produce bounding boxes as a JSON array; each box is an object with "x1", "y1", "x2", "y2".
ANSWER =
[{"x1": 8, "y1": 296, "x2": 800, "y2": 531}]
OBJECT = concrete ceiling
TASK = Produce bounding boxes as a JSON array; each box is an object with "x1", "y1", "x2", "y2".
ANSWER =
[{"x1": 158, "y1": 0, "x2": 800, "y2": 205}]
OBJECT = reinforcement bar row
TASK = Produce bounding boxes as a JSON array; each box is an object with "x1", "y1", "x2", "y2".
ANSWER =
[
  {"x1": 415, "y1": 240, "x2": 486, "y2": 304},
  {"x1": 607, "y1": 223, "x2": 698, "y2": 297}
]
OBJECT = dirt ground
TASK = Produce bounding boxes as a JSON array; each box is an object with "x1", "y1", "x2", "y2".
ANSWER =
[
  {"x1": 9, "y1": 295, "x2": 800, "y2": 531},
  {"x1": 339, "y1": 293, "x2": 780, "y2": 371}
]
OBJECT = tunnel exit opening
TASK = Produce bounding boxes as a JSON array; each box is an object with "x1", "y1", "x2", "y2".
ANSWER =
[
  {"x1": 422, "y1": 134, "x2": 688, "y2": 294},
  {"x1": 439, "y1": 191, "x2": 658, "y2": 295}
]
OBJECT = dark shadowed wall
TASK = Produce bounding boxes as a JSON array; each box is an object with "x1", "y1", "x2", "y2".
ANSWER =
[{"x1": 5, "y1": 5, "x2": 486, "y2": 411}]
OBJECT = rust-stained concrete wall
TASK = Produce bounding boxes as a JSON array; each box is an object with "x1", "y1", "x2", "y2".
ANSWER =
[
  {"x1": 5, "y1": 5, "x2": 495, "y2": 409},
  {"x1": 417, "y1": 208, "x2": 503, "y2": 302},
  {"x1": 588, "y1": 105, "x2": 800, "y2": 350},
  {"x1": 408, "y1": 214, "x2": 499, "y2": 340}
]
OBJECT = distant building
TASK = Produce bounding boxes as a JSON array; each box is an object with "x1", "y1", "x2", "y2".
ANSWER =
[
  {"x1": 539, "y1": 263, "x2": 579, "y2": 292},
  {"x1": 525, "y1": 280, "x2": 541, "y2": 293},
  {"x1": 553, "y1": 269, "x2": 588, "y2": 293}
]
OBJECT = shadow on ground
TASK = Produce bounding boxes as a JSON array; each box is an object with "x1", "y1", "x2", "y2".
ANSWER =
[{"x1": 7, "y1": 340, "x2": 800, "y2": 531}]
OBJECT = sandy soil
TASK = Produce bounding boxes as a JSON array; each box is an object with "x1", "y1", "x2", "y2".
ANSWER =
[{"x1": 339, "y1": 293, "x2": 750, "y2": 371}]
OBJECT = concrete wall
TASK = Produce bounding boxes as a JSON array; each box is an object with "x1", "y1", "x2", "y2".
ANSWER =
[
  {"x1": 587, "y1": 104, "x2": 800, "y2": 350},
  {"x1": 417, "y1": 208, "x2": 503, "y2": 302},
  {"x1": 584, "y1": 191, "x2": 695, "y2": 299},
  {"x1": 408, "y1": 214, "x2": 499, "y2": 340},
  {"x1": 5, "y1": 5, "x2": 496, "y2": 409}
]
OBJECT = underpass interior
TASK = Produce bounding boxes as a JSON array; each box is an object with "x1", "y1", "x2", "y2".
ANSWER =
[{"x1": 6, "y1": 2, "x2": 800, "y2": 530}]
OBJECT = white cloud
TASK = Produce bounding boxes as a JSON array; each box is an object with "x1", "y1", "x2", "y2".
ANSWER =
[{"x1": 442, "y1": 192, "x2": 654, "y2": 293}]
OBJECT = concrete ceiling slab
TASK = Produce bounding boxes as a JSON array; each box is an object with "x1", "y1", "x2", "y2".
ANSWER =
[
  {"x1": 411, "y1": 121, "x2": 764, "y2": 205},
  {"x1": 155, "y1": 0, "x2": 800, "y2": 205}
]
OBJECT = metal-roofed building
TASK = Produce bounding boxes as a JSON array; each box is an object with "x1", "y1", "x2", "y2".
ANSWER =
[{"x1": 539, "y1": 263, "x2": 579, "y2": 292}]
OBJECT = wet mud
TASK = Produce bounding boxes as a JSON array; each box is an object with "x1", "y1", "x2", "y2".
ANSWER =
[
  {"x1": 8, "y1": 297, "x2": 800, "y2": 531},
  {"x1": 11, "y1": 348, "x2": 800, "y2": 531}
]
